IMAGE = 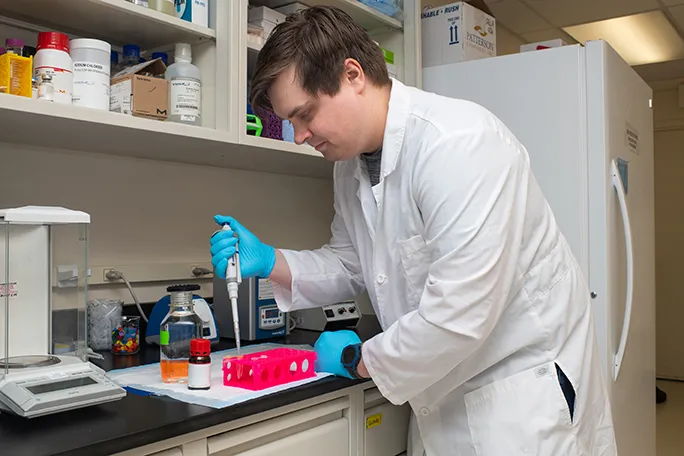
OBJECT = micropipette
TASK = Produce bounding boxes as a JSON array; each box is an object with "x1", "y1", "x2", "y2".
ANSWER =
[{"x1": 223, "y1": 225, "x2": 242, "y2": 357}]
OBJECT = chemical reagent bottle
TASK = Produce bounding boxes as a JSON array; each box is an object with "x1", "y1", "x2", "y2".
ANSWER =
[
  {"x1": 4, "y1": 38, "x2": 24, "y2": 55},
  {"x1": 188, "y1": 338, "x2": 212, "y2": 390},
  {"x1": 121, "y1": 44, "x2": 141, "y2": 70},
  {"x1": 166, "y1": 43, "x2": 202, "y2": 126},
  {"x1": 160, "y1": 284, "x2": 203, "y2": 383}
]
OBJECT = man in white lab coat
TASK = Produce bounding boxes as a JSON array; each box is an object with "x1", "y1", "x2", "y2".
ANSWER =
[{"x1": 210, "y1": 6, "x2": 617, "y2": 456}]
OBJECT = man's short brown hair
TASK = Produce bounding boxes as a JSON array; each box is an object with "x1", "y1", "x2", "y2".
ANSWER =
[{"x1": 250, "y1": 5, "x2": 390, "y2": 114}]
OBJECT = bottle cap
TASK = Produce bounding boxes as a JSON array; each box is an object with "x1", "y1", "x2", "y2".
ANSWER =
[
  {"x1": 37, "y1": 32, "x2": 70, "y2": 53},
  {"x1": 111, "y1": 50, "x2": 119, "y2": 64},
  {"x1": 122, "y1": 44, "x2": 141, "y2": 58},
  {"x1": 71, "y1": 38, "x2": 111, "y2": 54},
  {"x1": 175, "y1": 43, "x2": 192, "y2": 62},
  {"x1": 190, "y1": 339, "x2": 211, "y2": 356},
  {"x1": 167, "y1": 284, "x2": 201, "y2": 293},
  {"x1": 22, "y1": 46, "x2": 37, "y2": 57},
  {"x1": 0, "y1": 47, "x2": 5, "y2": 55},
  {"x1": 152, "y1": 52, "x2": 168, "y2": 65},
  {"x1": 5, "y1": 38, "x2": 24, "y2": 48}
]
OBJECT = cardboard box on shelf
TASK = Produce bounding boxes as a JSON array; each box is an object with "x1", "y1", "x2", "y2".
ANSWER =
[
  {"x1": 249, "y1": 6, "x2": 287, "y2": 38},
  {"x1": 275, "y1": 2, "x2": 309, "y2": 15},
  {"x1": 421, "y1": 0, "x2": 496, "y2": 68},
  {"x1": 110, "y1": 58, "x2": 168, "y2": 121},
  {"x1": 520, "y1": 39, "x2": 568, "y2": 53}
]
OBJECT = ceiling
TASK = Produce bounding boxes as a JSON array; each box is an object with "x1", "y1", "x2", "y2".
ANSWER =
[{"x1": 484, "y1": 0, "x2": 684, "y2": 83}]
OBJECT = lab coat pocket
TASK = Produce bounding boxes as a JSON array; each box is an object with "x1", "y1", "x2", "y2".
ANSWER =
[
  {"x1": 464, "y1": 363, "x2": 582, "y2": 456},
  {"x1": 398, "y1": 235, "x2": 430, "y2": 309}
]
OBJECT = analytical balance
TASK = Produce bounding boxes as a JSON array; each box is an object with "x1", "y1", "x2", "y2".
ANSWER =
[{"x1": 0, "y1": 206, "x2": 125, "y2": 418}]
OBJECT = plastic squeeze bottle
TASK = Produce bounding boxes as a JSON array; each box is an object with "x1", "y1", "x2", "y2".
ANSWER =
[{"x1": 166, "y1": 43, "x2": 202, "y2": 126}]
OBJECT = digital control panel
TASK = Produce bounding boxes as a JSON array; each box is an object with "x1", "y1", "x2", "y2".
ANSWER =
[
  {"x1": 293, "y1": 301, "x2": 361, "y2": 332},
  {"x1": 323, "y1": 302, "x2": 357, "y2": 321},
  {"x1": 259, "y1": 305, "x2": 285, "y2": 330}
]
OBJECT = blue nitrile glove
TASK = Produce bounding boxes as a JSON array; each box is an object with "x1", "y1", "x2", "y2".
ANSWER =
[
  {"x1": 314, "y1": 330, "x2": 362, "y2": 379},
  {"x1": 210, "y1": 215, "x2": 277, "y2": 279}
]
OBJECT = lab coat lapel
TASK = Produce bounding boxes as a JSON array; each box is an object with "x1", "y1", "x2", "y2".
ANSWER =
[
  {"x1": 354, "y1": 159, "x2": 376, "y2": 242},
  {"x1": 380, "y1": 79, "x2": 410, "y2": 183},
  {"x1": 371, "y1": 79, "x2": 410, "y2": 246},
  {"x1": 352, "y1": 80, "x2": 411, "y2": 247}
]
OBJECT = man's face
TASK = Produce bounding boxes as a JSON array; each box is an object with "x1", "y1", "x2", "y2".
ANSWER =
[{"x1": 268, "y1": 65, "x2": 368, "y2": 162}]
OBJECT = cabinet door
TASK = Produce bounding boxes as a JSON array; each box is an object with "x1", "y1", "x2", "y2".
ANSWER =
[
  {"x1": 234, "y1": 418, "x2": 349, "y2": 456},
  {"x1": 148, "y1": 449, "x2": 183, "y2": 456},
  {"x1": 207, "y1": 397, "x2": 349, "y2": 456},
  {"x1": 364, "y1": 388, "x2": 410, "y2": 456}
]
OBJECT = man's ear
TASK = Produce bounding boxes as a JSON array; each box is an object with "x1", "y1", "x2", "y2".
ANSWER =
[{"x1": 343, "y1": 58, "x2": 365, "y2": 91}]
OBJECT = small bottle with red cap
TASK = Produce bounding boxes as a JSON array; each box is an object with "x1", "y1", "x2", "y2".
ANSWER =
[{"x1": 188, "y1": 338, "x2": 212, "y2": 390}]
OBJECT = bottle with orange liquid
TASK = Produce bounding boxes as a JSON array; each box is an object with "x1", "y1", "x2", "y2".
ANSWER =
[{"x1": 160, "y1": 284, "x2": 203, "y2": 383}]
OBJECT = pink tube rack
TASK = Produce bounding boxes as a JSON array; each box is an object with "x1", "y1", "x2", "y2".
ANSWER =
[{"x1": 222, "y1": 348, "x2": 317, "y2": 390}]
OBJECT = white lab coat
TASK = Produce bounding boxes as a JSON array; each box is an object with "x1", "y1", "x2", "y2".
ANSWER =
[{"x1": 273, "y1": 79, "x2": 617, "y2": 456}]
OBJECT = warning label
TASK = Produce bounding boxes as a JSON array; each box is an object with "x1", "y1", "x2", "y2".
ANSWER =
[{"x1": 626, "y1": 123, "x2": 640, "y2": 155}]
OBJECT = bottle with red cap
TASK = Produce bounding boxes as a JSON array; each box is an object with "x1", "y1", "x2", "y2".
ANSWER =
[
  {"x1": 188, "y1": 338, "x2": 212, "y2": 390},
  {"x1": 34, "y1": 32, "x2": 73, "y2": 105}
]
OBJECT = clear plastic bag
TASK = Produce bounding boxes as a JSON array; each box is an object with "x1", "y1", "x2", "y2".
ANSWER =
[
  {"x1": 88, "y1": 299, "x2": 123, "y2": 350},
  {"x1": 358, "y1": 0, "x2": 403, "y2": 21}
]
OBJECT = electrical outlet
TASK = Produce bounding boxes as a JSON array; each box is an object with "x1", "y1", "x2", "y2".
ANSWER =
[
  {"x1": 90, "y1": 262, "x2": 213, "y2": 286},
  {"x1": 102, "y1": 268, "x2": 117, "y2": 282}
]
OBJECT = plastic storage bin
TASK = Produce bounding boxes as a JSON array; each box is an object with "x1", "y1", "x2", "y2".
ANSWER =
[
  {"x1": 222, "y1": 348, "x2": 316, "y2": 390},
  {"x1": 261, "y1": 110, "x2": 283, "y2": 140}
]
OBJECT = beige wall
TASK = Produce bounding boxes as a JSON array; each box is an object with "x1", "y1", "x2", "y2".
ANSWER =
[
  {"x1": 0, "y1": 144, "x2": 335, "y2": 310},
  {"x1": 653, "y1": 87, "x2": 684, "y2": 379},
  {"x1": 496, "y1": 25, "x2": 526, "y2": 56}
]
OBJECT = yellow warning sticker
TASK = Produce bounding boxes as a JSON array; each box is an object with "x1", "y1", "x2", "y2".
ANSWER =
[{"x1": 366, "y1": 413, "x2": 382, "y2": 429}]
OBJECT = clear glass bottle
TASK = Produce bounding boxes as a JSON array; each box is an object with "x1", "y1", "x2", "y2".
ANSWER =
[
  {"x1": 160, "y1": 284, "x2": 203, "y2": 384},
  {"x1": 4, "y1": 38, "x2": 24, "y2": 56},
  {"x1": 38, "y1": 73, "x2": 55, "y2": 102},
  {"x1": 121, "y1": 44, "x2": 141, "y2": 70}
]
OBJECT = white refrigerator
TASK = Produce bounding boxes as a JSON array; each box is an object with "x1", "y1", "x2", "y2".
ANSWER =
[{"x1": 423, "y1": 40, "x2": 655, "y2": 456}]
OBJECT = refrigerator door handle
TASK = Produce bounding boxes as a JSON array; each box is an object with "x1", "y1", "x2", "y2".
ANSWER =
[{"x1": 611, "y1": 159, "x2": 634, "y2": 381}]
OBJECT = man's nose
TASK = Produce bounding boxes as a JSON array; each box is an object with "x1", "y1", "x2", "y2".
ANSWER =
[{"x1": 294, "y1": 127, "x2": 312, "y2": 146}]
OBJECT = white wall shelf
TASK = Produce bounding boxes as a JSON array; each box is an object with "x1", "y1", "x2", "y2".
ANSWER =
[
  {"x1": 240, "y1": 133, "x2": 318, "y2": 157},
  {"x1": 0, "y1": 0, "x2": 216, "y2": 49},
  {"x1": 0, "y1": 0, "x2": 420, "y2": 181},
  {"x1": 0, "y1": 94, "x2": 332, "y2": 179}
]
